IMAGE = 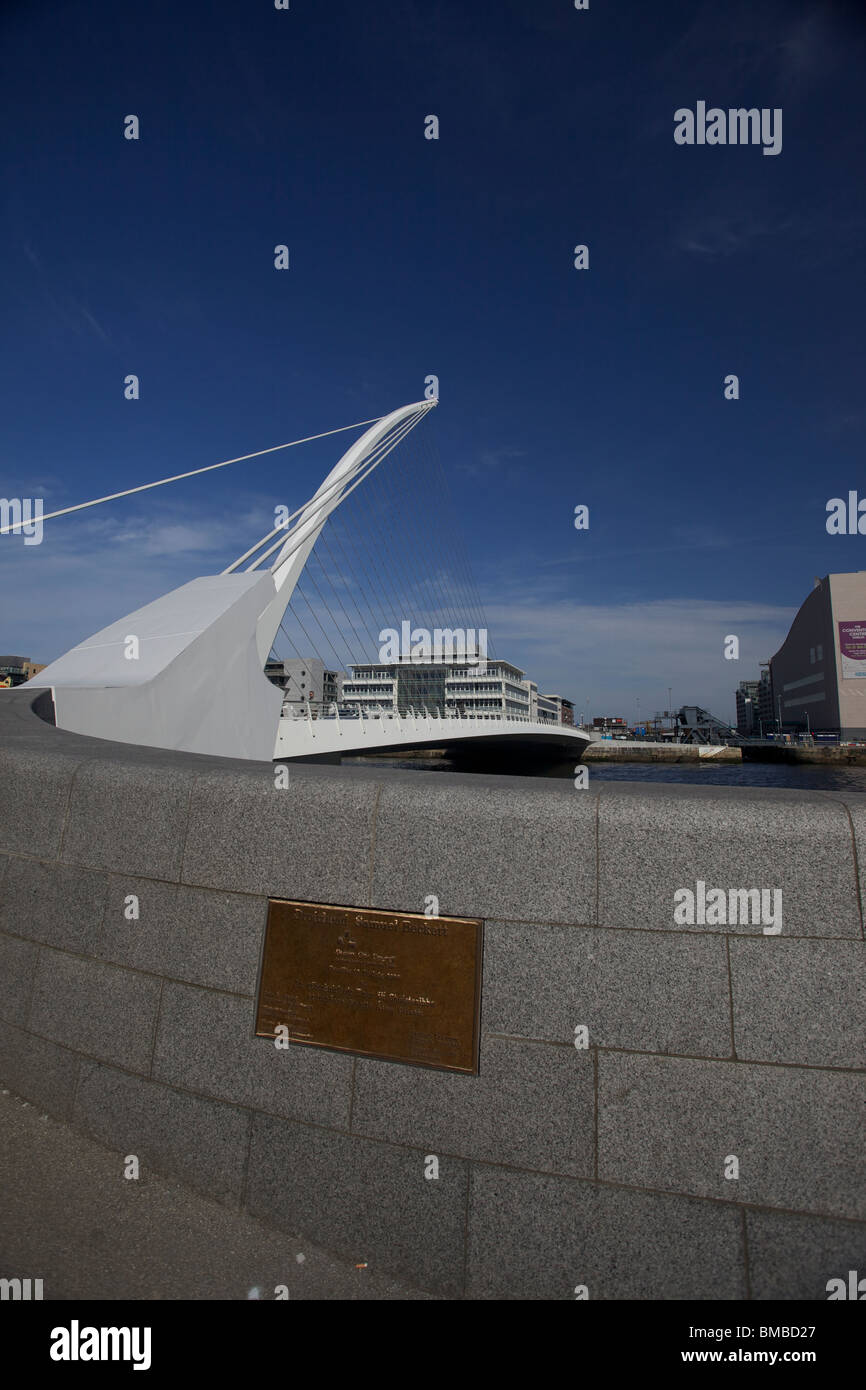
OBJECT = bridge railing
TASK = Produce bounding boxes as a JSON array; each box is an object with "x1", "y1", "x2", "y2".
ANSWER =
[{"x1": 279, "y1": 701, "x2": 574, "y2": 730}]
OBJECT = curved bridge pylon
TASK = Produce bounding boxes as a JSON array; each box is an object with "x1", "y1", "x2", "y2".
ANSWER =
[{"x1": 29, "y1": 399, "x2": 590, "y2": 764}]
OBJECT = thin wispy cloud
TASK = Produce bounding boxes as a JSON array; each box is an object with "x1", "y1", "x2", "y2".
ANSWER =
[
  {"x1": 0, "y1": 488, "x2": 287, "y2": 660},
  {"x1": 485, "y1": 592, "x2": 795, "y2": 719},
  {"x1": 457, "y1": 446, "x2": 527, "y2": 482}
]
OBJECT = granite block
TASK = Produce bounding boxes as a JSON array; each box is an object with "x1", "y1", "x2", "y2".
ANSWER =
[
  {"x1": 483, "y1": 921, "x2": 731, "y2": 1056},
  {"x1": 371, "y1": 775, "x2": 597, "y2": 924},
  {"x1": 0, "y1": 857, "x2": 53, "y2": 940},
  {"x1": 353, "y1": 1035, "x2": 594, "y2": 1176},
  {"x1": 60, "y1": 758, "x2": 190, "y2": 879},
  {"x1": 0, "y1": 1017, "x2": 80, "y2": 1119},
  {"x1": 598, "y1": 1053, "x2": 866, "y2": 1220},
  {"x1": 73, "y1": 1060, "x2": 251, "y2": 1205},
  {"x1": 746, "y1": 1208, "x2": 866, "y2": 1300},
  {"x1": 0, "y1": 858, "x2": 107, "y2": 954},
  {"x1": 181, "y1": 762, "x2": 377, "y2": 903},
  {"x1": 730, "y1": 937, "x2": 866, "y2": 1068},
  {"x1": 246, "y1": 1112, "x2": 469, "y2": 1295},
  {"x1": 0, "y1": 745, "x2": 80, "y2": 859},
  {"x1": 152, "y1": 981, "x2": 352, "y2": 1127},
  {"x1": 598, "y1": 783, "x2": 860, "y2": 936},
  {"x1": 467, "y1": 1164, "x2": 745, "y2": 1299},
  {"x1": 28, "y1": 948, "x2": 161, "y2": 1074},
  {"x1": 0, "y1": 931, "x2": 39, "y2": 1027},
  {"x1": 89, "y1": 877, "x2": 267, "y2": 995}
]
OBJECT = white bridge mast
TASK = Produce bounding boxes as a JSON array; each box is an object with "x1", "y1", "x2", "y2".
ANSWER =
[{"x1": 31, "y1": 401, "x2": 435, "y2": 760}]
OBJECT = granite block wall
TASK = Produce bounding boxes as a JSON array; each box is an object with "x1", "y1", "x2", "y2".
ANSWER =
[{"x1": 0, "y1": 689, "x2": 864, "y2": 1299}]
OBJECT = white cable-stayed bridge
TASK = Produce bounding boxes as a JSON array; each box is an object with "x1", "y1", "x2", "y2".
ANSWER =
[{"x1": 25, "y1": 401, "x2": 590, "y2": 766}]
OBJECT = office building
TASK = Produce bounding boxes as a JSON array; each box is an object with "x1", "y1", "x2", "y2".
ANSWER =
[
  {"x1": 342, "y1": 659, "x2": 535, "y2": 719},
  {"x1": 735, "y1": 680, "x2": 760, "y2": 736},
  {"x1": 770, "y1": 572, "x2": 866, "y2": 738},
  {"x1": 265, "y1": 658, "x2": 341, "y2": 707},
  {"x1": 540, "y1": 694, "x2": 575, "y2": 726}
]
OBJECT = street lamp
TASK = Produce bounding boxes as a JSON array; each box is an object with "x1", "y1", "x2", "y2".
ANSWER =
[{"x1": 804, "y1": 710, "x2": 811, "y2": 738}]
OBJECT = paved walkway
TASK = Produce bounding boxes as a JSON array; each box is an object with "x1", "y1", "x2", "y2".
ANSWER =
[{"x1": 0, "y1": 1088, "x2": 435, "y2": 1300}]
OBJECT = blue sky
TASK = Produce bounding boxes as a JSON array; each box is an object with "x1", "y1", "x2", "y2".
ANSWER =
[{"x1": 2, "y1": 0, "x2": 865, "y2": 721}]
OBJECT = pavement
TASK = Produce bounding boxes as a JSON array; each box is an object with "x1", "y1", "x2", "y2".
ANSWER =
[{"x1": 0, "y1": 1087, "x2": 436, "y2": 1300}]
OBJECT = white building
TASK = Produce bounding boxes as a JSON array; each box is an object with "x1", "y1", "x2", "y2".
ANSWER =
[
  {"x1": 539, "y1": 693, "x2": 575, "y2": 726},
  {"x1": 342, "y1": 659, "x2": 534, "y2": 719},
  {"x1": 265, "y1": 657, "x2": 342, "y2": 707}
]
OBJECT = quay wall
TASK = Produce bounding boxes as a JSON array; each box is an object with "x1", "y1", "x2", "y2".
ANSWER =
[
  {"x1": 583, "y1": 740, "x2": 741, "y2": 762},
  {"x1": 1, "y1": 688, "x2": 864, "y2": 1300}
]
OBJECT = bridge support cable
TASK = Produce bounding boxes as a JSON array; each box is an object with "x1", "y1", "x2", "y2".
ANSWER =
[
  {"x1": 406, "y1": 424, "x2": 471, "y2": 634},
  {"x1": 291, "y1": 541, "x2": 363, "y2": 669},
  {"x1": 300, "y1": 549, "x2": 367, "y2": 671},
  {"x1": 348, "y1": 439, "x2": 459, "y2": 647},
  {"x1": 317, "y1": 526, "x2": 383, "y2": 659},
  {"x1": 3, "y1": 414, "x2": 390, "y2": 535},
  {"x1": 226, "y1": 405, "x2": 431, "y2": 576},
  {"x1": 420, "y1": 425, "x2": 494, "y2": 656},
  {"x1": 222, "y1": 408, "x2": 425, "y2": 573},
  {"x1": 353, "y1": 451, "x2": 449, "y2": 640},
  {"x1": 363, "y1": 421, "x2": 478, "y2": 643},
  {"x1": 257, "y1": 398, "x2": 497, "y2": 697},
  {"x1": 413, "y1": 422, "x2": 491, "y2": 649},
  {"x1": 413, "y1": 427, "x2": 477, "y2": 636},
  {"x1": 279, "y1": 604, "x2": 329, "y2": 675},
  {"x1": 308, "y1": 537, "x2": 377, "y2": 664},
  {"x1": 325, "y1": 514, "x2": 397, "y2": 659},
  {"x1": 323, "y1": 480, "x2": 406, "y2": 654},
  {"x1": 411, "y1": 439, "x2": 478, "y2": 639},
  {"x1": 404, "y1": 424, "x2": 480, "y2": 638},
  {"x1": 344, "y1": 461, "x2": 415, "y2": 637},
  {"x1": 272, "y1": 619, "x2": 303, "y2": 668},
  {"x1": 242, "y1": 417, "x2": 418, "y2": 576},
  {"x1": 268, "y1": 406, "x2": 443, "y2": 677},
  {"x1": 381, "y1": 438, "x2": 468, "y2": 638},
  {"x1": 288, "y1": 581, "x2": 353, "y2": 675},
  {"x1": 361, "y1": 434, "x2": 448, "y2": 635}
]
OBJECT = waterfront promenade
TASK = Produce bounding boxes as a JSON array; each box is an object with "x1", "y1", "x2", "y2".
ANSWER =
[
  {"x1": 1, "y1": 686, "x2": 864, "y2": 1299},
  {"x1": 0, "y1": 1088, "x2": 433, "y2": 1300}
]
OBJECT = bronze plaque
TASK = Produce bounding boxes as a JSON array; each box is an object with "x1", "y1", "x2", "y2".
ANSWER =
[{"x1": 255, "y1": 900, "x2": 482, "y2": 1073}]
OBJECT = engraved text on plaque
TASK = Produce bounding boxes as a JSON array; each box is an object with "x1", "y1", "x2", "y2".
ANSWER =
[{"x1": 255, "y1": 900, "x2": 482, "y2": 1073}]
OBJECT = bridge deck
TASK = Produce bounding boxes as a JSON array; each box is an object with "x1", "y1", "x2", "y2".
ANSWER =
[{"x1": 274, "y1": 709, "x2": 590, "y2": 760}]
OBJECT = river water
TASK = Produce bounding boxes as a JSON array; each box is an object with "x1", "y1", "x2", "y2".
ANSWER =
[{"x1": 342, "y1": 754, "x2": 866, "y2": 793}]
